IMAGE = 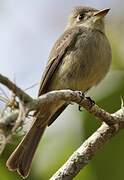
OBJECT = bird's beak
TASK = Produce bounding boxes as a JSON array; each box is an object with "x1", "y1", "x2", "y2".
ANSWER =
[{"x1": 94, "y1": 8, "x2": 110, "y2": 18}]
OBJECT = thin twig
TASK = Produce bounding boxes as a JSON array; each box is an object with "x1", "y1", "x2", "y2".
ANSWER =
[{"x1": 0, "y1": 74, "x2": 32, "y2": 103}]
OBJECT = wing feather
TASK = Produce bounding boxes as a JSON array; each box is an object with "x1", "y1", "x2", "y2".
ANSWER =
[{"x1": 38, "y1": 27, "x2": 81, "y2": 96}]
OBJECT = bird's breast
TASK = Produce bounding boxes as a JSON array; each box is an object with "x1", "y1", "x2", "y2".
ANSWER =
[{"x1": 49, "y1": 30, "x2": 111, "y2": 92}]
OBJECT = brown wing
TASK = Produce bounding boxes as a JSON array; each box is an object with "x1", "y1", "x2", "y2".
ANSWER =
[{"x1": 38, "y1": 26, "x2": 82, "y2": 96}]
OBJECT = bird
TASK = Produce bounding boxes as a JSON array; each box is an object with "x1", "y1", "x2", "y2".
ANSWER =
[{"x1": 6, "y1": 6, "x2": 112, "y2": 178}]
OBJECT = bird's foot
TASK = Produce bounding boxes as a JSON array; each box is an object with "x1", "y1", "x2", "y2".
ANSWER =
[
  {"x1": 78, "y1": 105, "x2": 83, "y2": 111},
  {"x1": 77, "y1": 91, "x2": 84, "y2": 112},
  {"x1": 86, "y1": 97, "x2": 95, "y2": 108}
]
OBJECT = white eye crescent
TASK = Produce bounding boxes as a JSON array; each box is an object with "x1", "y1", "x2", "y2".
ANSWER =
[{"x1": 77, "y1": 14, "x2": 85, "y2": 21}]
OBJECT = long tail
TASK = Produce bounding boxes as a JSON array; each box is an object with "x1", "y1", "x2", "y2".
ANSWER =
[
  {"x1": 6, "y1": 114, "x2": 48, "y2": 178},
  {"x1": 6, "y1": 103, "x2": 67, "y2": 178}
]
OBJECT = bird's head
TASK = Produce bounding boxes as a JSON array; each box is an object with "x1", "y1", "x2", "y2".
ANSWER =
[{"x1": 67, "y1": 6, "x2": 110, "y2": 33}]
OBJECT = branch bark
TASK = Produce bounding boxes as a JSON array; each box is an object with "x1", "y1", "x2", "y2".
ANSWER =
[
  {"x1": 0, "y1": 74, "x2": 124, "y2": 179},
  {"x1": 50, "y1": 113, "x2": 124, "y2": 180}
]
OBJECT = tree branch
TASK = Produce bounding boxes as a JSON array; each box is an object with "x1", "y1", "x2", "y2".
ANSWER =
[
  {"x1": 0, "y1": 74, "x2": 32, "y2": 102},
  {"x1": 0, "y1": 74, "x2": 124, "y2": 179},
  {"x1": 50, "y1": 109, "x2": 124, "y2": 180}
]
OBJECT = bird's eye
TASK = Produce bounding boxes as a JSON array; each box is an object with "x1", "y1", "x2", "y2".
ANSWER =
[{"x1": 77, "y1": 14, "x2": 85, "y2": 21}]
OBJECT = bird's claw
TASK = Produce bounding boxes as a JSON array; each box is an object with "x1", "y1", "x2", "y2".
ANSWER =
[
  {"x1": 78, "y1": 105, "x2": 82, "y2": 111},
  {"x1": 77, "y1": 91, "x2": 84, "y2": 111},
  {"x1": 77, "y1": 91, "x2": 84, "y2": 103},
  {"x1": 86, "y1": 97, "x2": 95, "y2": 108}
]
